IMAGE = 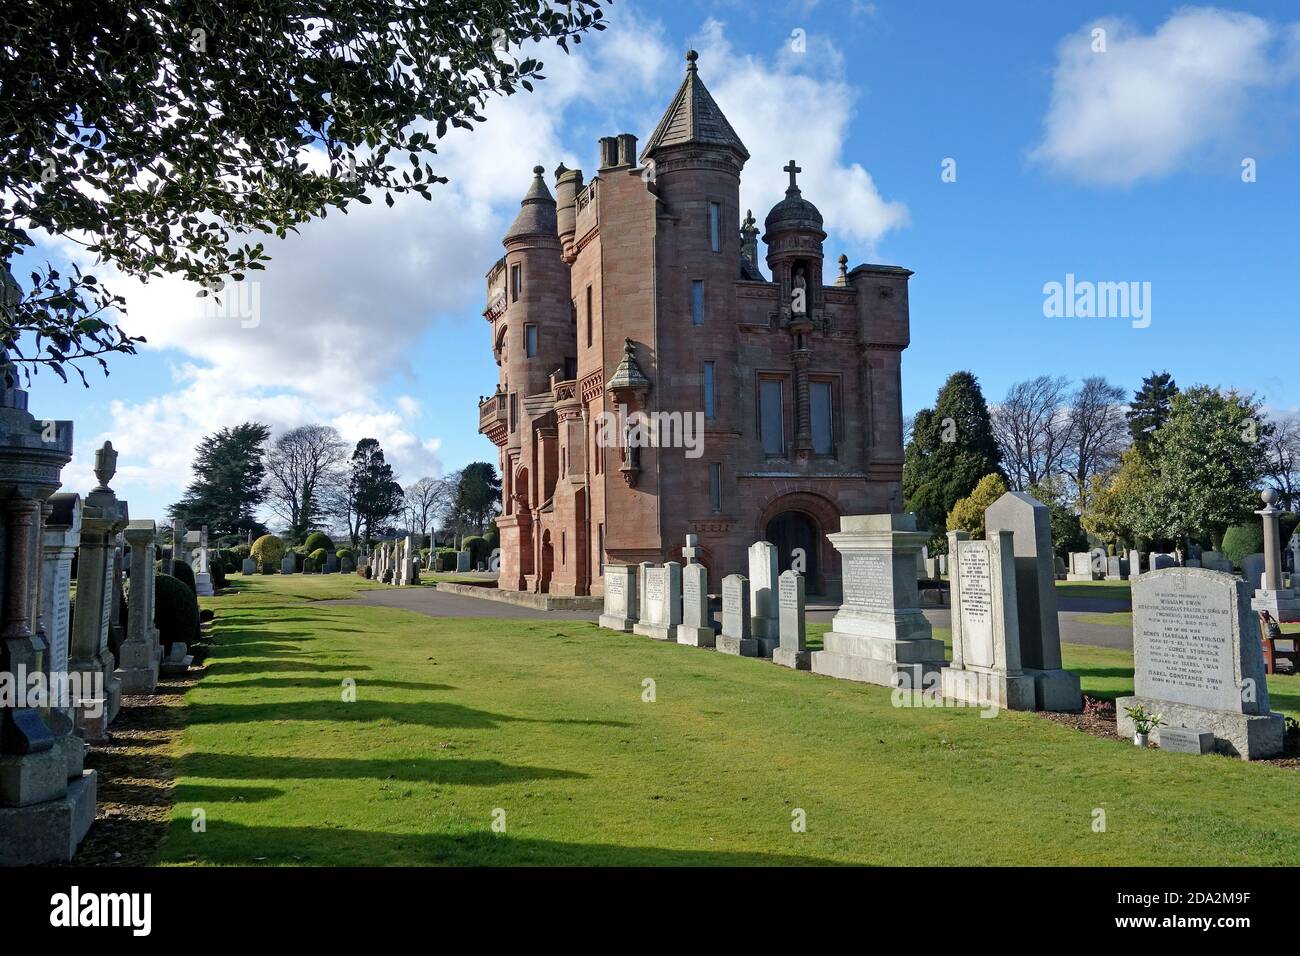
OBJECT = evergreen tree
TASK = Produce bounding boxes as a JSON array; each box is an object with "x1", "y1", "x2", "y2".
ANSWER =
[
  {"x1": 902, "y1": 371, "x2": 1003, "y2": 535},
  {"x1": 454, "y1": 462, "x2": 502, "y2": 534},
  {"x1": 169, "y1": 423, "x2": 270, "y2": 536},
  {"x1": 1125, "y1": 371, "x2": 1178, "y2": 452},
  {"x1": 347, "y1": 438, "x2": 404, "y2": 543}
]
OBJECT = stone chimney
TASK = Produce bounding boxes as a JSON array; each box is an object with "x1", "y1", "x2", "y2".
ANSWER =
[
  {"x1": 616, "y1": 133, "x2": 638, "y2": 168},
  {"x1": 554, "y1": 163, "x2": 584, "y2": 260}
]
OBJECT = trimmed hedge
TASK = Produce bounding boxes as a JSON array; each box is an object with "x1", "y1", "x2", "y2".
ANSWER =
[
  {"x1": 462, "y1": 536, "x2": 488, "y2": 567},
  {"x1": 1221, "y1": 524, "x2": 1264, "y2": 567},
  {"x1": 157, "y1": 558, "x2": 197, "y2": 595},
  {"x1": 251, "y1": 534, "x2": 286, "y2": 568},
  {"x1": 303, "y1": 531, "x2": 334, "y2": 554},
  {"x1": 155, "y1": 573, "x2": 199, "y2": 650}
]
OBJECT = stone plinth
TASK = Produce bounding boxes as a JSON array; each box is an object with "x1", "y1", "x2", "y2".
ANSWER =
[{"x1": 810, "y1": 513, "x2": 946, "y2": 688}]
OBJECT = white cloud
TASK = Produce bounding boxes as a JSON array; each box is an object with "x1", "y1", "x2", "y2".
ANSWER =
[
  {"x1": 691, "y1": 18, "x2": 909, "y2": 267},
  {"x1": 1030, "y1": 8, "x2": 1299, "y2": 185}
]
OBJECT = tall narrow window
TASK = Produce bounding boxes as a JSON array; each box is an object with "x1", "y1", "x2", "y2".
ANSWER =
[
  {"x1": 709, "y1": 463, "x2": 722, "y2": 512},
  {"x1": 525, "y1": 323, "x2": 538, "y2": 357},
  {"x1": 509, "y1": 392, "x2": 518, "y2": 433},
  {"x1": 692, "y1": 280, "x2": 705, "y2": 326},
  {"x1": 760, "y1": 379, "x2": 784, "y2": 456},
  {"x1": 709, "y1": 202, "x2": 721, "y2": 253},
  {"x1": 585, "y1": 285, "x2": 593, "y2": 348},
  {"x1": 811, "y1": 381, "x2": 834, "y2": 455},
  {"x1": 510, "y1": 263, "x2": 521, "y2": 302},
  {"x1": 598, "y1": 523, "x2": 605, "y2": 575},
  {"x1": 703, "y1": 362, "x2": 715, "y2": 420},
  {"x1": 561, "y1": 531, "x2": 567, "y2": 565}
]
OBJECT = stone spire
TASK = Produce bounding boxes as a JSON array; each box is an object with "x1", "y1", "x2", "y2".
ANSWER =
[
  {"x1": 503, "y1": 165, "x2": 557, "y2": 242},
  {"x1": 639, "y1": 50, "x2": 749, "y2": 165}
]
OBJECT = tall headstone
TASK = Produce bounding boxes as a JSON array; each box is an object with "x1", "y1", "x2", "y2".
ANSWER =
[
  {"x1": 281, "y1": 553, "x2": 296, "y2": 574},
  {"x1": 1240, "y1": 552, "x2": 1265, "y2": 589},
  {"x1": 0, "y1": 355, "x2": 96, "y2": 865},
  {"x1": 599, "y1": 565, "x2": 638, "y2": 632},
  {"x1": 985, "y1": 491, "x2": 1082, "y2": 711},
  {"x1": 941, "y1": 529, "x2": 1035, "y2": 709},
  {"x1": 637, "y1": 561, "x2": 654, "y2": 622},
  {"x1": 717, "y1": 574, "x2": 756, "y2": 656},
  {"x1": 1250, "y1": 490, "x2": 1300, "y2": 621},
  {"x1": 1128, "y1": 549, "x2": 1142, "y2": 578},
  {"x1": 681, "y1": 533, "x2": 701, "y2": 565},
  {"x1": 241, "y1": 557, "x2": 256, "y2": 575},
  {"x1": 455, "y1": 549, "x2": 471, "y2": 574},
  {"x1": 1117, "y1": 568, "x2": 1284, "y2": 759},
  {"x1": 69, "y1": 442, "x2": 128, "y2": 738},
  {"x1": 1105, "y1": 555, "x2": 1128, "y2": 581},
  {"x1": 748, "y1": 541, "x2": 780, "y2": 657},
  {"x1": 117, "y1": 520, "x2": 161, "y2": 695},
  {"x1": 1151, "y1": 552, "x2": 1177, "y2": 570},
  {"x1": 810, "y1": 514, "x2": 946, "y2": 688},
  {"x1": 633, "y1": 562, "x2": 682, "y2": 641},
  {"x1": 193, "y1": 525, "x2": 214, "y2": 596},
  {"x1": 41, "y1": 494, "x2": 81, "y2": 726},
  {"x1": 325, "y1": 550, "x2": 339, "y2": 573},
  {"x1": 676, "y1": 562, "x2": 715, "y2": 647},
  {"x1": 1066, "y1": 552, "x2": 1095, "y2": 582},
  {"x1": 1290, "y1": 533, "x2": 1300, "y2": 586},
  {"x1": 773, "y1": 570, "x2": 809, "y2": 669}
]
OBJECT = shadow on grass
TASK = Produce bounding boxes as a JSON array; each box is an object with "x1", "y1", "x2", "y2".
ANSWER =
[
  {"x1": 185, "y1": 699, "x2": 630, "y2": 730},
  {"x1": 177, "y1": 753, "x2": 587, "y2": 785},
  {"x1": 162, "y1": 820, "x2": 845, "y2": 866},
  {"x1": 202, "y1": 677, "x2": 456, "y2": 692},
  {"x1": 205, "y1": 659, "x2": 370, "y2": 675},
  {"x1": 174, "y1": 783, "x2": 285, "y2": 803}
]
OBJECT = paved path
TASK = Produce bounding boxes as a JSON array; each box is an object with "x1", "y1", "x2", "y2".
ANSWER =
[{"x1": 327, "y1": 584, "x2": 1133, "y2": 649}]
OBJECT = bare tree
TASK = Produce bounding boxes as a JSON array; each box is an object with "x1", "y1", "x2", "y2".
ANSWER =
[
  {"x1": 1066, "y1": 376, "x2": 1129, "y2": 509},
  {"x1": 404, "y1": 476, "x2": 452, "y2": 541},
  {"x1": 1263, "y1": 411, "x2": 1300, "y2": 510},
  {"x1": 991, "y1": 376, "x2": 1075, "y2": 491},
  {"x1": 264, "y1": 424, "x2": 349, "y2": 540}
]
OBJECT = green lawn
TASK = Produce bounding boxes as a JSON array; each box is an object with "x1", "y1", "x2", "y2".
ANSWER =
[
  {"x1": 165, "y1": 575, "x2": 1300, "y2": 866},
  {"x1": 1054, "y1": 580, "x2": 1132, "y2": 602}
]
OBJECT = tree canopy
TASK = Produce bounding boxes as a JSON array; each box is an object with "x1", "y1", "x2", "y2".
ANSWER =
[
  {"x1": 169, "y1": 422, "x2": 270, "y2": 536},
  {"x1": 1, "y1": 0, "x2": 608, "y2": 383}
]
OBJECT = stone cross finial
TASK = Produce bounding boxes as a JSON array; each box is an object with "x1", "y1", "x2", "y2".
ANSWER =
[
  {"x1": 93, "y1": 440, "x2": 117, "y2": 490},
  {"x1": 682, "y1": 533, "x2": 701, "y2": 565},
  {"x1": 784, "y1": 160, "x2": 802, "y2": 191}
]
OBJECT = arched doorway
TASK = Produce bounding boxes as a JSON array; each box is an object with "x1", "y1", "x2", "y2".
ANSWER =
[{"x1": 765, "y1": 511, "x2": 821, "y2": 591}]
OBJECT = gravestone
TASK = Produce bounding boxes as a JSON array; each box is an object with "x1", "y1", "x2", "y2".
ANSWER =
[
  {"x1": 241, "y1": 557, "x2": 256, "y2": 574},
  {"x1": 193, "y1": 525, "x2": 214, "y2": 596},
  {"x1": 1250, "y1": 489, "x2": 1300, "y2": 621},
  {"x1": 773, "y1": 570, "x2": 810, "y2": 669},
  {"x1": 69, "y1": 442, "x2": 127, "y2": 738},
  {"x1": 1157, "y1": 726, "x2": 1214, "y2": 755},
  {"x1": 117, "y1": 520, "x2": 161, "y2": 696},
  {"x1": 1066, "y1": 552, "x2": 1095, "y2": 582},
  {"x1": 748, "y1": 541, "x2": 780, "y2": 657},
  {"x1": 599, "y1": 565, "x2": 638, "y2": 632},
  {"x1": 1117, "y1": 568, "x2": 1284, "y2": 759},
  {"x1": 941, "y1": 529, "x2": 1035, "y2": 709},
  {"x1": 1151, "y1": 552, "x2": 1177, "y2": 570},
  {"x1": 717, "y1": 574, "x2": 756, "y2": 656},
  {"x1": 340, "y1": 556, "x2": 355, "y2": 574},
  {"x1": 281, "y1": 554, "x2": 296, "y2": 575},
  {"x1": 637, "y1": 561, "x2": 653, "y2": 622},
  {"x1": 1128, "y1": 549, "x2": 1142, "y2": 578},
  {"x1": 1090, "y1": 548, "x2": 1106, "y2": 576},
  {"x1": 325, "y1": 551, "x2": 339, "y2": 573},
  {"x1": 41, "y1": 494, "x2": 82, "y2": 725},
  {"x1": 0, "y1": 354, "x2": 96, "y2": 866},
  {"x1": 681, "y1": 533, "x2": 702, "y2": 565},
  {"x1": 810, "y1": 514, "x2": 946, "y2": 689},
  {"x1": 1053, "y1": 555, "x2": 1066, "y2": 580},
  {"x1": 456, "y1": 550, "x2": 471, "y2": 573},
  {"x1": 633, "y1": 562, "x2": 681, "y2": 641},
  {"x1": 676, "y1": 562, "x2": 715, "y2": 647},
  {"x1": 1105, "y1": 555, "x2": 1127, "y2": 581},
  {"x1": 1240, "y1": 552, "x2": 1265, "y2": 589},
  {"x1": 1290, "y1": 533, "x2": 1300, "y2": 586},
  {"x1": 1200, "y1": 550, "x2": 1230, "y2": 573},
  {"x1": 985, "y1": 491, "x2": 1082, "y2": 711}
]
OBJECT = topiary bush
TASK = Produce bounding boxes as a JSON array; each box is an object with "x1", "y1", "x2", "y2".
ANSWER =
[
  {"x1": 229, "y1": 543, "x2": 251, "y2": 563},
  {"x1": 155, "y1": 573, "x2": 199, "y2": 650},
  {"x1": 435, "y1": 548, "x2": 457, "y2": 572},
  {"x1": 157, "y1": 558, "x2": 197, "y2": 594},
  {"x1": 462, "y1": 535, "x2": 488, "y2": 567},
  {"x1": 336, "y1": 547, "x2": 354, "y2": 561},
  {"x1": 303, "y1": 556, "x2": 316, "y2": 573},
  {"x1": 309, "y1": 547, "x2": 327, "y2": 564},
  {"x1": 1221, "y1": 524, "x2": 1264, "y2": 567},
  {"x1": 251, "y1": 534, "x2": 285, "y2": 573},
  {"x1": 303, "y1": 531, "x2": 334, "y2": 554},
  {"x1": 209, "y1": 556, "x2": 228, "y2": 590}
]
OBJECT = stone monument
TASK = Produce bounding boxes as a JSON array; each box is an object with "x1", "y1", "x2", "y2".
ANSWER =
[
  {"x1": 1117, "y1": 567, "x2": 1284, "y2": 759},
  {"x1": 193, "y1": 524, "x2": 214, "y2": 596},
  {"x1": 117, "y1": 519, "x2": 161, "y2": 695},
  {"x1": 941, "y1": 529, "x2": 1035, "y2": 709},
  {"x1": 773, "y1": 570, "x2": 810, "y2": 669},
  {"x1": 633, "y1": 563, "x2": 681, "y2": 641},
  {"x1": 748, "y1": 541, "x2": 780, "y2": 657},
  {"x1": 717, "y1": 574, "x2": 756, "y2": 656},
  {"x1": 676, "y1": 562, "x2": 715, "y2": 647},
  {"x1": 599, "y1": 565, "x2": 638, "y2": 632},
  {"x1": 1250, "y1": 490, "x2": 1300, "y2": 621},
  {"x1": 810, "y1": 514, "x2": 946, "y2": 689},
  {"x1": 985, "y1": 491, "x2": 1082, "y2": 711},
  {"x1": 1066, "y1": 551, "x2": 1095, "y2": 582}
]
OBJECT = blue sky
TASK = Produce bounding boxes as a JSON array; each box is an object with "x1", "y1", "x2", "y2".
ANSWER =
[{"x1": 21, "y1": 0, "x2": 1300, "y2": 521}]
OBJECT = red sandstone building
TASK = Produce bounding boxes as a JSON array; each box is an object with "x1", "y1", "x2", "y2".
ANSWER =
[{"x1": 478, "y1": 51, "x2": 910, "y2": 597}]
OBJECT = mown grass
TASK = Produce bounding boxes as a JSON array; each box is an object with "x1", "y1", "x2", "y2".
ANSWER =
[{"x1": 159, "y1": 575, "x2": 1300, "y2": 866}]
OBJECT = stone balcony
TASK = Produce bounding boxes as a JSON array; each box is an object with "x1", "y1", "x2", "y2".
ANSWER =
[{"x1": 478, "y1": 391, "x2": 508, "y2": 445}]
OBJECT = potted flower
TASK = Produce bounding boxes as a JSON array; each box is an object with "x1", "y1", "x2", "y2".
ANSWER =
[{"x1": 1124, "y1": 705, "x2": 1164, "y2": 747}]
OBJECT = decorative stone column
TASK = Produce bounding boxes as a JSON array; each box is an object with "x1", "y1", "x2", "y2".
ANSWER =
[
  {"x1": 0, "y1": 349, "x2": 96, "y2": 866},
  {"x1": 40, "y1": 493, "x2": 82, "y2": 730},
  {"x1": 69, "y1": 441, "x2": 128, "y2": 738},
  {"x1": 1251, "y1": 488, "x2": 1300, "y2": 621},
  {"x1": 117, "y1": 519, "x2": 161, "y2": 695},
  {"x1": 194, "y1": 524, "x2": 214, "y2": 596}
]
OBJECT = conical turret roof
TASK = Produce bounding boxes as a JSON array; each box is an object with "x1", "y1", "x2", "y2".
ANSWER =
[
  {"x1": 639, "y1": 50, "x2": 749, "y2": 164},
  {"x1": 504, "y1": 166, "x2": 557, "y2": 242}
]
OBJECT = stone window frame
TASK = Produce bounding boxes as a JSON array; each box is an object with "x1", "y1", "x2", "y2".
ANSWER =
[
  {"x1": 702, "y1": 360, "x2": 716, "y2": 421},
  {"x1": 585, "y1": 284, "x2": 594, "y2": 348},
  {"x1": 510, "y1": 262, "x2": 522, "y2": 302},
  {"x1": 709, "y1": 462, "x2": 723, "y2": 512},
  {"x1": 691, "y1": 279, "x2": 705, "y2": 326},
  {"x1": 524, "y1": 323, "x2": 538, "y2": 358},
  {"x1": 755, "y1": 371, "x2": 791, "y2": 459},
  {"x1": 708, "y1": 201, "x2": 722, "y2": 253},
  {"x1": 809, "y1": 372, "x2": 843, "y2": 459}
]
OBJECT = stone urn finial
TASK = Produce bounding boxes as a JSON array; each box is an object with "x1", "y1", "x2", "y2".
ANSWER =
[
  {"x1": 1262, "y1": 487, "x2": 1278, "y2": 506},
  {"x1": 93, "y1": 440, "x2": 117, "y2": 490}
]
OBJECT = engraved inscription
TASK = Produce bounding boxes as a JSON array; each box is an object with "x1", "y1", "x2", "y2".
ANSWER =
[{"x1": 843, "y1": 553, "x2": 892, "y2": 612}]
